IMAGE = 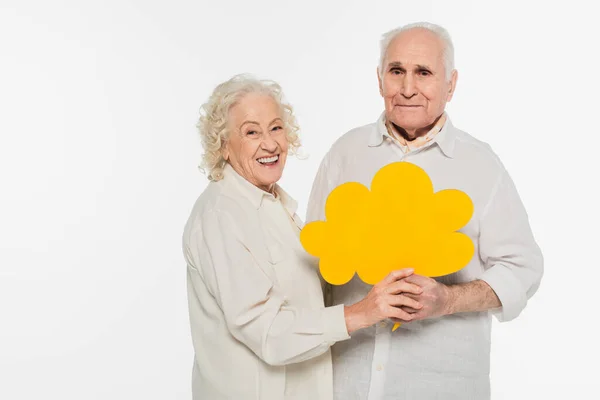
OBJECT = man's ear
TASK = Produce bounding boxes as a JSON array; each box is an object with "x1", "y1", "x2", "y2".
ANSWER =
[
  {"x1": 377, "y1": 67, "x2": 384, "y2": 97},
  {"x1": 446, "y1": 69, "x2": 458, "y2": 102}
]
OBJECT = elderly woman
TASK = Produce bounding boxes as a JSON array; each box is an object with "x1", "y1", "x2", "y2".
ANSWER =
[{"x1": 182, "y1": 74, "x2": 423, "y2": 400}]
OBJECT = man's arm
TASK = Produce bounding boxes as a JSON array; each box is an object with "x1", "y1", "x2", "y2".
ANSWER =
[
  {"x1": 398, "y1": 276, "x2": 500, "y2": 321},
  {"x1": 446, "y1": 279, "x2": 501, "y2": 314},
  {"x1": 401, "y1": 167, "x2": 543, "y2": 321},
  {"x1": 476, "y1": 166, "x2": 544, "y2": 321}
]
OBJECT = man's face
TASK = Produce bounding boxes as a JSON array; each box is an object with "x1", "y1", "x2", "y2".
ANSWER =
[{"x1": 378, "y1": 28, "x2": 457, "y2": 137}]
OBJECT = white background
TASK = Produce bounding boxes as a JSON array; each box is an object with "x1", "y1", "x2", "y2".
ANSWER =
[{"x1": 1, "y1": 0, "x2": 598, "y2": 399}]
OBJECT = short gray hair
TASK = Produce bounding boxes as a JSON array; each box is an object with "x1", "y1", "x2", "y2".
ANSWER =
[
  {"x1": 196, "y1": 74, "x2": 301, "y2": 181},
  {"x1": 378, "y1": 22, "x2": 455, "y2": 80}
]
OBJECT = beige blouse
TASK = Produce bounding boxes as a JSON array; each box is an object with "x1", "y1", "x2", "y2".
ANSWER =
[{"x1": 182, "y1": 163, "x2": 350, "y2": 400}]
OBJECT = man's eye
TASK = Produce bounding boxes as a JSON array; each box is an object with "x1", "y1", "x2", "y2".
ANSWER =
[
  {"x1": 419, "y1": 70, "x2": 431, "y2": 76},
  {"x1": 390, "y1": 68, "x2": 402, "y2": 75}
]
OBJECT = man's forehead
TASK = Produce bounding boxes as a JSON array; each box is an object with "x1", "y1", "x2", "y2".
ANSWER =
[{"x1": 384, "y1": 29, "x2": 444, "y2": 65}]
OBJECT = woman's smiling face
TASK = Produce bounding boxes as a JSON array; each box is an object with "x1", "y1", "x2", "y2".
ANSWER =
[{"x1": 224, "y1": 92, "x2": 289, "y2": 192}]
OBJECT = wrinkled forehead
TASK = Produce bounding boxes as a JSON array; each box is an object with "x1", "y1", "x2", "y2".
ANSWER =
[
  {"x1": 228, "y1": 92, "x2": 283, "y2": 127},
  {"x1": 384, "y1": 29, "x2": 445, "y2": 69}
]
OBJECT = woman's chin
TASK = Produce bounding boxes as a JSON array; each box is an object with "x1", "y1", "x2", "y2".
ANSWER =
[
  {"x1": 257, "y1": 170, "x2": 284, "y2": 189},
  {"x1": 256, "y1": 161, "x2": 284, "y2": 177}
]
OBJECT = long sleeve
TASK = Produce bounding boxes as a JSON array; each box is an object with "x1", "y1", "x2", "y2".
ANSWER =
[
  {"x1": 478, "y1": 168, "x2": 544, "y2": 322},
  {"x1": 188, "y1": 209, "x2": 350, "y2": 367}
]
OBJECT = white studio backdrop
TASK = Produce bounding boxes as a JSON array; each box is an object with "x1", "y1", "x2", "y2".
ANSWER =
[{"x1": 0, "y1": 0, "x2": 598, "y2": 399}]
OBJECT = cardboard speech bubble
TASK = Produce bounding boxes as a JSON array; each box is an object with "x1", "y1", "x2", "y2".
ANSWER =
[{"x1": 300, "y1": 161, "x2": 474, "y2": 331}]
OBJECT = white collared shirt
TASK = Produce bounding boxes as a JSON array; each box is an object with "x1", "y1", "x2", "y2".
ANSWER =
[
  {"x1": 306, "y1": 112, "x2": 544, "y2": 400},
  {"x1": 182, "y1": 164, "x2": 350, "y2": 400}
]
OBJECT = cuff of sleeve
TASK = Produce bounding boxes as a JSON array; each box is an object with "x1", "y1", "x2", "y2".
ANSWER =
[
  {"x1": 480, "y1": 264, "x2": 528, "y2": 322},
  {"x1": 323, "y1": 304, "x2": 351, "y2": 342}
]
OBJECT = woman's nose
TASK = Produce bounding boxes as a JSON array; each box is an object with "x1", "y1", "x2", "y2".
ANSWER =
[{"x1": 261, "y1": 134, "x2": 278, "y2": 151}]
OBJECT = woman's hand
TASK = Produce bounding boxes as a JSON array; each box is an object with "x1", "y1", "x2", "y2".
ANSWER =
[{"x1": 343, "y1": 269, "x2": 424, "y2": 334}]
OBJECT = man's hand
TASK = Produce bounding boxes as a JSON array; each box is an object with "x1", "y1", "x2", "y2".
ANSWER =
[
  {"x1": 395, "y1": 274, "x2": 454, "y2": 322},
  {"x1": 396, "y1": 275, "x2": 503, "y2": 322}
]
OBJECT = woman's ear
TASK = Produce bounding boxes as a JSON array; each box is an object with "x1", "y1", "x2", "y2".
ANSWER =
[{"x1": 222, "y1": 144, "x2": 229, "y2": 161}]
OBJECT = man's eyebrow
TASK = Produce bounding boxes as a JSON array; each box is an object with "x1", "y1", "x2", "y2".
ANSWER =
[
  {"x1": 387, "y1": 61, "x2": 404, "y2": 69},
  {"x1": 387, "y1": 61, "x2": 434, "y2": 71},
  {"x1": 415, "y1": 64, "x2": 433, "y2": 70}
]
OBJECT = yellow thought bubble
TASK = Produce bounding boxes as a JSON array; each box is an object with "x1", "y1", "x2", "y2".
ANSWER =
[{"x1": 300, "y1": 162, "x2": 475, "y2": 330}]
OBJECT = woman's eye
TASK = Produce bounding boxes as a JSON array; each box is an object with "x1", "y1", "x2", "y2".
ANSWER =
[
  {"x1": 272, "y1": 126, "x2": 283, "y2": 131},
  {"x1": 247, "y1": 130, "x2": 257, "y2": 135}
]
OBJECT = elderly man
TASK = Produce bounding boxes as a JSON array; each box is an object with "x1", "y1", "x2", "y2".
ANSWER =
[{"x1": 306, "y1": 22, "x2": 543, "y2": 399}]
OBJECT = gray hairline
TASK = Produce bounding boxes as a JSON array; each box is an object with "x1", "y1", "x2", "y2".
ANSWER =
[{"x1": 377, "y1": 22, "x2": 455, "y2": 80}]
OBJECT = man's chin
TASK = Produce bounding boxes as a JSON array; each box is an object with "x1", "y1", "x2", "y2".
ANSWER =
[
  {"x1": 388, "y1": 117, "x2": 417, "y2": 131},
  {"x1": 390, "y1": 111, "x2": 433, "y2": 128}
]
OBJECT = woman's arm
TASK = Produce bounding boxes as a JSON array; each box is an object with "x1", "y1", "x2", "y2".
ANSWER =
[{"x1": 187, "y1": 210, "x2": 422, "y2": 366}]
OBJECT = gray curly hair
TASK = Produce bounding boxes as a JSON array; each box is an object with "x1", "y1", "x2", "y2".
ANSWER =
[{"x1": 196, "y1": 74, "x2": 301, "y2": 181}]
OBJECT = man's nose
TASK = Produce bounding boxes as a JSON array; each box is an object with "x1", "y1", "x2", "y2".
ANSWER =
[{"x1": 400, "y1": 74, "x2": 417, "y2": 98}]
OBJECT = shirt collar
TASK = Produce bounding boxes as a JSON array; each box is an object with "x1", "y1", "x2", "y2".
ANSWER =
[
  {"x1": 368, "y1": 111, "x2": 389, "y2": 147},
  {"x1": 368, "y1": 111, "x2": 456, "y2": 158},
  {"x1": 274, "y1": 185, "x2": 299, "y2": 216},
  {"x1": 433, "y1": 117, "x2": 456, "y2": 158},
  {"x1": 222, "y1": 163, "x2": 298, "y2": 214}
]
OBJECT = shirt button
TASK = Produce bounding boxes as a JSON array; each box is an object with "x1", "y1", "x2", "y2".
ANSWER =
[
  {"x1": 379, "y1": 321, "x2": 387, "y2": 328},
  {"x1": 376, "y1": 365, "x2": 383, "y2": 371}
]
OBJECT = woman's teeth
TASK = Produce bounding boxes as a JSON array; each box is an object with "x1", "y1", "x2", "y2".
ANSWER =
[{"x1": 257, "y1": 155, "x2": 279, "y2": 164}]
